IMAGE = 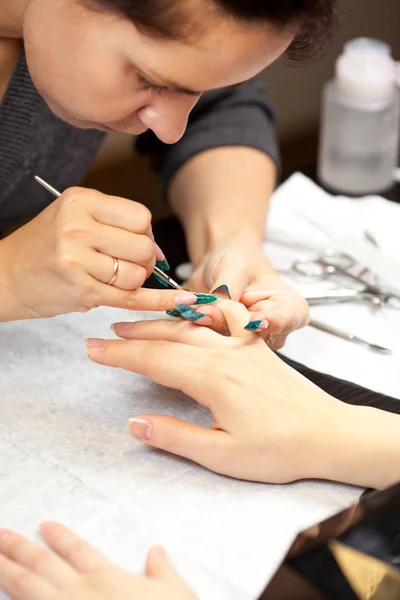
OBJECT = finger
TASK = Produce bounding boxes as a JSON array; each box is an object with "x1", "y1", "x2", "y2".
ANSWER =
[
  {"x1": 90, "y1": 284, "x2": 215, "y2": 313},
  {"x1": 127, "y1": 414, "x2": 231, "y2": 473},
  {"x1": 243, "y1": 291, "x2": 310, "y2": 334},
  {"x1": 91, "y1": 224, "x2": 155, "y2": 272},
  {"x1": 214, "y1": 300, "x2": 257, "y2": 338},
  {"x1": 111, "y1": 319, "x2": 222, "y2": 347},
  {"x1": 186, "y1": 305, "x2": 228, "y2": 332},
  {"x1": 39, "y1": 522, "x2": 108, "y2": 573},
  {"x1": 85, "y1": 339, "x2": 212, "y2": 403},
  {"x1": 88, "y1": 252, "x2": 148, "y2": 290},
  {"x1": 205, "y1": 253, "x2": 247, "y2": 301},
  {"x1": 83, "y1": 189, "x2": 153, "y2": 234},
  {"x1": 259, "y1": 331, "x2": 288, "y2": 351},
  {"x1": 0, "y1": 529, "x2": 75, "y2": 586},
  {"x1": 0, "y1": 554, "x2": 55, "y2": 600},
  {"x1": 146, "y1": 547, "x2": 187, "y2": 587},
  {"x1": 210, "y1": 270, "x2": 245, "y2": 302}
]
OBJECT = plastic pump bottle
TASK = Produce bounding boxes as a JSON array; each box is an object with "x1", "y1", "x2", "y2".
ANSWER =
[{"x1": 318, "y1": 38, "x2": 399, "y2": 195}]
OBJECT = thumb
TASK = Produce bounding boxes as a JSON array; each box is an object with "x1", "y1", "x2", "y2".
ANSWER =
[
  {"x1": 127, "y1": 415, "x2": 231, "y2": 473},
  {"x1": 146, "y1": 546, "x2": 184, "y2": 585},
  {"x1": 204, "y1": 253, "x2": 247, "y2": 301}
]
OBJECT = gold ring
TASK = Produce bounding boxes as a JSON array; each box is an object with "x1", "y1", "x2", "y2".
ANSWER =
[
  {"x1": 107, "y1": 257, "x2": 119, "y2": 286},
  {"x1": 267, "y1": 335, "x2": 276, "y2": 346}
]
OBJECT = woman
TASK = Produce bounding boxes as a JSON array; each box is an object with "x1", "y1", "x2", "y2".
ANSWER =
[
  {"x1": 1, "y1": 300, "x2": 400, "y2": 599},
  {"x1": 0, "y1": 0, "x2": 334, "y2": 345}
]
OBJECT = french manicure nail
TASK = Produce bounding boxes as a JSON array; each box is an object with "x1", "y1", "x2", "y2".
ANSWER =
[
  {"x1": 195, "y1": 314, "x2": 214, "y2": 327},
  {"x1": 166, "y1": 310, "x2": 182, "y2": 318},
  {"x1": 212, "y1": 285, "x2": 231, "y2": 299},
  {"x1": 156, "y1": 259, "x2": 170, "y2": 272},
  {"x1": 175, "y1": 293, "x2": 217, "y2": 306},
  {"x1": 194, "y1": 293, "x2": 218, "y2": 305},
  {"x1": 244, "y1": 320, "x2": 269, "y2": 332},
  {"x1": 175, "y1": 305, "x2": 204, "y2": 321},
  {"x1": 128, "y1": 418, "x2": 153, "y2": 441},
  {"x1": 85, "y1": 338, "x2": 107, "y2": 354},
  {"x1": 112, "y1": 322, "x2": 133, "y2": 334}
]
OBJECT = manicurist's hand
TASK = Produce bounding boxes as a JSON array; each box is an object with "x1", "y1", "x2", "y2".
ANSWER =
[
  {"x1": 87, "y1": 300, "x2": 400, "y2": 490},
  {"x1": 0, "y1": 186, "x2": 174, "y2": 321},
  {"x1": 0, "y1": 522, "x2": 196, "y2": 600},
  {"x1": 186, "y1": 239, "x2": 309, "y2": 350}
]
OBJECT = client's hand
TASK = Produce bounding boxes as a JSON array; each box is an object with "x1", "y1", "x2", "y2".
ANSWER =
[
  {"x1": 86, "y1": 301, "x2": 400, "y2": 490},
  {"x1": 0, "y1": 523, "x2": 196, "y2": 600}
]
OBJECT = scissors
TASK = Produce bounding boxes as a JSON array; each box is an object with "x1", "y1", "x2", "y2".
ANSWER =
[
  {"x1": 34, "y1": 176, "x2": 185, "y2": 291},
  {"x1": 293, "y1": 249, "x2": 400, "y2": 305}
]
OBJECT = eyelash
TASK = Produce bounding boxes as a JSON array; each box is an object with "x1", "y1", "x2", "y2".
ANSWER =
[{"x1": 137, "y1": 75, "x2": 169, "y2": 96}]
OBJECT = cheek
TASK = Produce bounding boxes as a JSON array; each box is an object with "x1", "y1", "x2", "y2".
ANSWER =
[{"x1": 24, "y1": 24, "x2": 144, "y2": 123}]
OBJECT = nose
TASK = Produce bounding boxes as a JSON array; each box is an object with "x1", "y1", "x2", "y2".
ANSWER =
[{"x1": 137, "y1": 95, "x2": 199, "y2": 144}]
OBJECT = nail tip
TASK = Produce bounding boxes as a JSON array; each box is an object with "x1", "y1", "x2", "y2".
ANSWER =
[
  {"x1": 156, "y1": 260, "x2": 170, "y2": 272},
  {"x1": 154, "y1": 273, "x2": 170, "y2": 288},
  {"x1": 244, "y1": 320, "x2": 263, "y2": 331},
  {"x1": 175, "y1": 305, "x2": 203, "y2": 321},
  {"x1": 212, "y1": 285, "x2": 231, "y2": 299},
  {"x1": 195, "y1": 294, "x2": 218, "y2": 305},
  {"x1": 166, "y1": 310, "x2": 181, "y2": 318}
]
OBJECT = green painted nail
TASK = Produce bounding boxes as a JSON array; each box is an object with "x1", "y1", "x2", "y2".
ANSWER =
[
  {"x1": 176, "y1": 305, "x2": 203, "y2": 321},
  {"x1": 156, "y1": 259, "x2": 170, "y2": 272},
  {"x1": 194, "y1": 294, "x2": 218, "y2": 305},
  {"x1": 154, "y1": 274, "x2": 169, "y2": 288},
  {"x1": 244, "y1": 320, "x2": 263, "y2": 331},
  {"x1": 166, "y1": 310, "x2": 181, "y2": 318},
  {"x1": 212, "y1": 285, "x2": 231, "y2": 299}
]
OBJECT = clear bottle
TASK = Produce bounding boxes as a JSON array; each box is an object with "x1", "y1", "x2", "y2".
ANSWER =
[{"x1": 318, "y1": 38, "x2": 399, "y2": 195}]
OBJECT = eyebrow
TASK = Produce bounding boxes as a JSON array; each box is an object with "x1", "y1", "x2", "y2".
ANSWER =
[{"x1": 144, "y1": 67, "x2": 245, "y2": 97}]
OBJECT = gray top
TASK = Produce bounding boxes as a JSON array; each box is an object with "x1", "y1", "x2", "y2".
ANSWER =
[{"x1": 0, "y1": 53, "x2": 278, "y2": 234}]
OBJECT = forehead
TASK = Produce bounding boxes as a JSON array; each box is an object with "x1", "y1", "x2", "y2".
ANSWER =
[{"x1": 131, "y1": 16, "x2": 293, "y2": 91}]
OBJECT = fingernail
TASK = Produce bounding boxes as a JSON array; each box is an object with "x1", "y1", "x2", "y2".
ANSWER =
[
  {"x1": 85, "y1": 338, "x2": 107, "y2": 354},
  {"x1": 112, "y1": 322, "x2": 133, "y2": 334},
  {"x1": 152, "y1": 545, "x2": 167, "y2": 559},
  {"x1": 0, "y1": 529, "x2": 8, "y2": 543},
  {"x1": 195, "y1": 314, "x2": 214, "y2": 327},
  {"x1": 166, "y1": 310, "x2": 182, "y2": 318},
  {"x1": 212, "y1": 285, "x2": 231, "y2": 299},
  {"x1": 175, "y1": 305, "x2": 204, "y2": 321},
  {"x1": 154, "y1": 273, "x2": 169, "y2": 288},
  {"x1": 127, "y1": 418, "x2": 153, "y2": 441},
  {"x1": 156, "y1": 260, "x2": 170, "y2": 272},
  {"x1": 194, "y1": 294, "x2": 218, "y2": 305},
  {"x1": 175, "y1": 293, "x2": 217, "y2": 306},
  {"x1": 244, "y1": 320, "x2": 269, "y2": 332}
]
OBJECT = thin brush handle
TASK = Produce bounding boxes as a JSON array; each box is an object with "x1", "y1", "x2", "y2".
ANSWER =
[
  {"x1": 35, "y1": 176, "x2": 186, "y2": 291},
  {"x1": 34, "y1": 176, "x2": 62, "y2": 198}
]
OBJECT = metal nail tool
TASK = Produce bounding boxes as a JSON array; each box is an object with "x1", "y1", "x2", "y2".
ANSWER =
[
  {"x1": 34, "y1": 176, "x2": 185, "y2": 291},
  {"x1": 293, "y1": 249, "x2": 400, "y2": 307},
  {"x1": 305, "y1": 289, "x2": 384, "y2": 307},
  {"x1": 309, "y1": 319, "x2": 393, "y2": 354}
]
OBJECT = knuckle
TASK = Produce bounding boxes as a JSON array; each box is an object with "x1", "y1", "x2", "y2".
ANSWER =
[
  {"x1": 133, "y1": 203, "x2": 152, "y2": 231},
  {"x1": 140, "y1": 235, "x2": 155, "y2": 259},
  {"x1": 56, "y1": 251, "x2": 80, "y2": 276},
  {"x1": 59, "y1": 187, "x2": 84, "y2": 210}
]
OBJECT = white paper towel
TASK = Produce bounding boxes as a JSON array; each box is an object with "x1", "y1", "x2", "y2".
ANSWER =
[
  {"x1": 0, "y1": 308, "x2": 361, "y2": 600},
  {"x1": 265, "y1": 173, "x2": 400, "y2": 399}
]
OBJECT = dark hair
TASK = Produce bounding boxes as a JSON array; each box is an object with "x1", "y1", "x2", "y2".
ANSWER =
[{"x1": 89, "y1": 0, "x2": 338, "y2": 63}]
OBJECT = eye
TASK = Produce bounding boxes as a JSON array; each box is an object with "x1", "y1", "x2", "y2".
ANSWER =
[{"x1": 137, "y1": 74, "x2": 169, "y2": 96}]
